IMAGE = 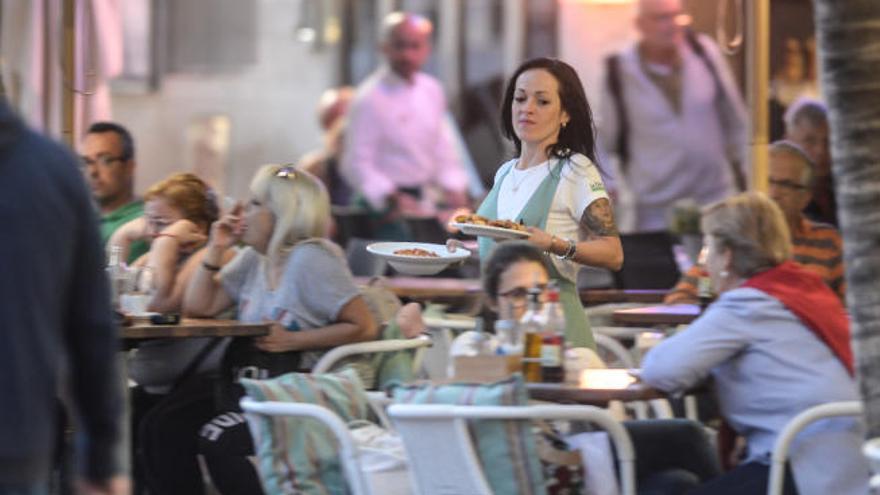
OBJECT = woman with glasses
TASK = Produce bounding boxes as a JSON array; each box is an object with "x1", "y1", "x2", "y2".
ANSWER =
[
  {"x1": 472, "y1": 240, "x2": 721, "y2": 494},
  {"x1": 141, "y1": 164, "x2": 378, "y2": 495},
  {"x1": 459, "y1": 58, "x2": 623, "y2": 351},
  {"x1": 643, "y1": 192, "x2": 867, "y2": 494}
]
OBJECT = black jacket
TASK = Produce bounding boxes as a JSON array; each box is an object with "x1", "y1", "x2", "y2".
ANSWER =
[{"x1": 0, "y1": 102, "x2": 122, "y2": 484}]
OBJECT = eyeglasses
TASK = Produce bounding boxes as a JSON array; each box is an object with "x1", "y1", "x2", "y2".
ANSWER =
[
  {"x1": 768, "y1": 178, "x2": 809, "y2": 191},
  {"x1": 274, "y1": 165, "x2": 297, "y2": 179},
  {"x1": 497, "y1": 283, "x2": 548, "y2": 306},
  {"x1": 79, "y1": 155, "x2": 127, "y2": 169}
]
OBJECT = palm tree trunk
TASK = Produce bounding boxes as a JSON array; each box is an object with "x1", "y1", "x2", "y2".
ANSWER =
[{"x1": 813, "y1": 0, "x2": 880, "y2": 436}]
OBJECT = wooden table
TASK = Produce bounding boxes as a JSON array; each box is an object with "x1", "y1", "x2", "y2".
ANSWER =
[
  {"x1": 580, "y1": 289, "x2": 668, "y2": 306},
  {"x1": 354, "y1": 276, "x2": 482, "y2": 299},
  {"x1": 612, "y1": 303, "x2": 700, "y2": 326},
  {"x1": 580, "y1": 289, "x2": 669, "y2": 306},
  {"x1": 527, "y1": 369, "x2": 664, "y2": 406},
  {"x1": 121, "y1": 318, "x2": 270, "y2": 340}
]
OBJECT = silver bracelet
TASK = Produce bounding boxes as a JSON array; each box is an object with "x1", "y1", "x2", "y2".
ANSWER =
[{"x1": 555, "y1": 237, "x2": 577, "y2": 260}]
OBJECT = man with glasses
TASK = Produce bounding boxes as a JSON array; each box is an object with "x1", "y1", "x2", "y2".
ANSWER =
[
  {"x1": 599, "y1": 0, "x2": 748, "y2": 232},
  {"x1": 79, "y1": 122, "x2": 149, "y2": 262},
  {"x1": 666, "y1": 141, "x2": 845, "y2": 303}
]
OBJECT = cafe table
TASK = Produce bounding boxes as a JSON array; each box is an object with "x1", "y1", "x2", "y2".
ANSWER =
[
  {"x1": 526, "y1": 369, "x2": 663, "y2": 407},
  {"x1": 121, "y1": 318, "x2": 270, "y2": 340},
  {"x1": 611, "y1": 303, "x2": 700, "y2": 327},
  {"x1": 579, "y1": 289, "x2": 668, "y2": 306}
]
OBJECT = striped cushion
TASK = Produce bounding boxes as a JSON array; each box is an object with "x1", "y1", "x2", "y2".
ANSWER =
[
  {"x1": 241, "y1": 368, "x2": 371, "y2": 495},
  {"x1": 391, "y1": 374, "x2": 547, "y2": 495}
]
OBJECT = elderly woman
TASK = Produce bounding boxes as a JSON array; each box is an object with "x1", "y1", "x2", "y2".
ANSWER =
[
  {"x1": 159, "y1": 164, "x2": 378, "y2": 495},
  {"x1": 642, "y1": 192, "x2": 868, "y2": 495}
]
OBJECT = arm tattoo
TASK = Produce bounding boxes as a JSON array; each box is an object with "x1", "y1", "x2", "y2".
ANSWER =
[{"x1": 580, "y1": 198, "x2": 619, "y2": 237}]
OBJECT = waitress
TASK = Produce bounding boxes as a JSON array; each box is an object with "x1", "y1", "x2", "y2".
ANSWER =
[{"x1": 475, "y1": 58, "x2": 623, "y2": 349}]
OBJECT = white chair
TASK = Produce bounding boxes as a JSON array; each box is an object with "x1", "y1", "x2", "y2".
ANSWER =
[
  {"x1": 421, "y1": 314, "x2": 476, "y2": 379},
  {"x1": 311, "y1": 334, "x2": 432, "y2": 376},
  {"x1": 240, "y1": 398, "x2": 373, "y2": 495},
  {"x1": 387, "y1": 403, "x2": 637, "y2": 495},
  {"x1": 594, "y1": 333, "x2": 637, "y2": 368},
  {"x1": 767, "y1": 400, "x2": 863, "y2": 495}
]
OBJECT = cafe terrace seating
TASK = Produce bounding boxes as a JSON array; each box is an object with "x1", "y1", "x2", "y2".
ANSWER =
[
  {"x1": 767, "y1": 401, "x2": 864, "y2": 495},
  {"x1": 387, "y1": 403, "x2": 636, "y2": 495}
]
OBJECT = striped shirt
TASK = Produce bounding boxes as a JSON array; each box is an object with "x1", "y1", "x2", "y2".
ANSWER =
[{"x1": 665, "y1": 217, "x2": 845, "y2": 303}]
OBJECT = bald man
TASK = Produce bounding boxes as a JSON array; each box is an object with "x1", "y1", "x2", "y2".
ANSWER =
[
  {"x1": 600, "y1": 0, "x2": 748, "y2": 232},
  {"x1": 340, "y1": 12, "x2": 469, "y2": 239}
]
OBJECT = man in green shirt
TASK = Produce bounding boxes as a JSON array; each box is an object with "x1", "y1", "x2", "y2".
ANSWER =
[{"x1": 79, "y1": 122, "x2": 149, "y2": 263}]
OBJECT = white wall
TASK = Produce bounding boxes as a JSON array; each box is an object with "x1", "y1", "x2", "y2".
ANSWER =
[
  {"x1": 112, "y1": 0, "x2": 335, "y2": 200},
  {"x1": 558, "y1": 0, "x2": 638, "y2": 127}
]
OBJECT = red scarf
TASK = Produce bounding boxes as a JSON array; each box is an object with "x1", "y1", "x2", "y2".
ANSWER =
[{"x1": 742, "y1": 261, "x2": 853, "y2": 375}]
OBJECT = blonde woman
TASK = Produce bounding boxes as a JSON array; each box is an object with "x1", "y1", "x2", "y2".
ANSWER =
[
  {"x1": 138, "y1": 165, "x2": 378, "y2": 495},
  {"x1": 642, "y1": 192, "x2": 867, "y2": 495}
]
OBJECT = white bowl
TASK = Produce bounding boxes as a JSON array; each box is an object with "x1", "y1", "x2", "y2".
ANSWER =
[{"x1": 366, "y1": 242, "x2": 471, "y2": 276}]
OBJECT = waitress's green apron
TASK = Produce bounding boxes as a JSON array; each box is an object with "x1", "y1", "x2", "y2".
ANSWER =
[{"x1": 476, "y1": 160, "x2": 595, "y2": 350}]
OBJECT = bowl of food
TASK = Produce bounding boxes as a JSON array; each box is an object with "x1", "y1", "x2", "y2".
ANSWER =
[{"x1": 366, "y1": 242, "x2": 471, "y2": 276}]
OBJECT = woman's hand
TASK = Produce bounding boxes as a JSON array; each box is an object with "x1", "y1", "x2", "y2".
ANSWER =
[
  {"x1": 254, "y1": 323, "x2": 298, "y2": 353},
  {"x1": 160, "y1": 219, "x2": 207, "y2": 253},
  {"x1": 445, "y1": 238, "x2": 466, "y2": 253},
  {"x1": 525, "y1": 226, "x2": 554, "y2": 253},
  {"x1": 444, "y1": 207, "x2": 472, "y2": 233},
  {"x1": 209, "y1": 203, "x2": 244, "y2": 251}
]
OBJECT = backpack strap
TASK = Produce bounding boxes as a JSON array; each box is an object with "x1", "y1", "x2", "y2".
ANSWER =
[
  {"x1": 605, "y1": 54, "x2": 630, "y2": 176},
  {"x1": 685, "y1": 30, "x2": 746, "y2": 191}
]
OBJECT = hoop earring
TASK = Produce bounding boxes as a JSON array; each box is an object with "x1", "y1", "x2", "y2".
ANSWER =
[{"x1": 720, "y1": 269, "x2": 729, "y2": 279}]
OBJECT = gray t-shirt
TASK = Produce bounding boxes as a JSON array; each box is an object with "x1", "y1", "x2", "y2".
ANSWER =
[{"x1": 221, "y1": 240, "x2": 360, "y2": 368}]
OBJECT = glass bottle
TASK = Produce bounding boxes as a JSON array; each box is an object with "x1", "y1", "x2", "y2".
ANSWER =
[
  {"x1": 540, "y1": 281, "x2": 566, "y2": 383},
  {"x1": 519, "y1": 288, "x2": 544, "y2": 383},
  {"x1": 106, "y1": 245, "x2": 124, "y2": 308}
]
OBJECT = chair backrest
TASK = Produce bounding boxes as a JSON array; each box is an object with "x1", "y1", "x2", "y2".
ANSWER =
[
  {"x1": 311, "y1": 335, "x2": 433, "y2": 376},
  {"x1": 240, "y1": 398, "x2": 373, "y2": 495},
  {"x1": 347, "y1": 238, "x2": 387, "y2": 277},
  {"x1": 613, "y1": 231, "x2": 680, "y2": 289},
  {"x1": 767, "y1": 400, "x2": 863, "y2": 495},
  {"x1": 332, "y1": 206, "x2": 376, "y2": 247},
  {"x1": 594, "y1": 333, "x2": 637, "y2": 369},
  {"x1": 387, "y1": 403, "x2": 637, "y2": 495}
]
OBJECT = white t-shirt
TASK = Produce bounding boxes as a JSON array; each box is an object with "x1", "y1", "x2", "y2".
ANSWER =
[
  {"x1": 220, "y1": 240, "x2": 360, "y2": 368},
  {"x1": 493, "y1": 153, "x2": 610, "y2": 281}
]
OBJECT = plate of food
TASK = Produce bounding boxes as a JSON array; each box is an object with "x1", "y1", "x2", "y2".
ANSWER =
[
  {"x1": 450, "y1": 214, "x2": 531, "y2": 240},
  {"x1": 366, "y1": 242, "x2": 471, "y2": 276}
]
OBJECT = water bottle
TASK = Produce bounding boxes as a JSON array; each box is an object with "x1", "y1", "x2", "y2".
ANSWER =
[
  {"x1": 106, "y1": 245, "x2": 124, "y2": 308},
  {"x1": 495, "y1": 319, "x2": 523, "y2": 356},
  {"x1": 540, "y1": 281, "x2": 566, "y2": 383}
]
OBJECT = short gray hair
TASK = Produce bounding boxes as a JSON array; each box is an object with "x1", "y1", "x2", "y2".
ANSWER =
[
  {"x1": 783, "y1": 97, "x2": 828, "y2": 131},
  {"x1": 769, "y1": 140, "x2": 816, "y2": 189},
  {"x1": 701, "y1": 192, "x2": 792, "y2": 278}
]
